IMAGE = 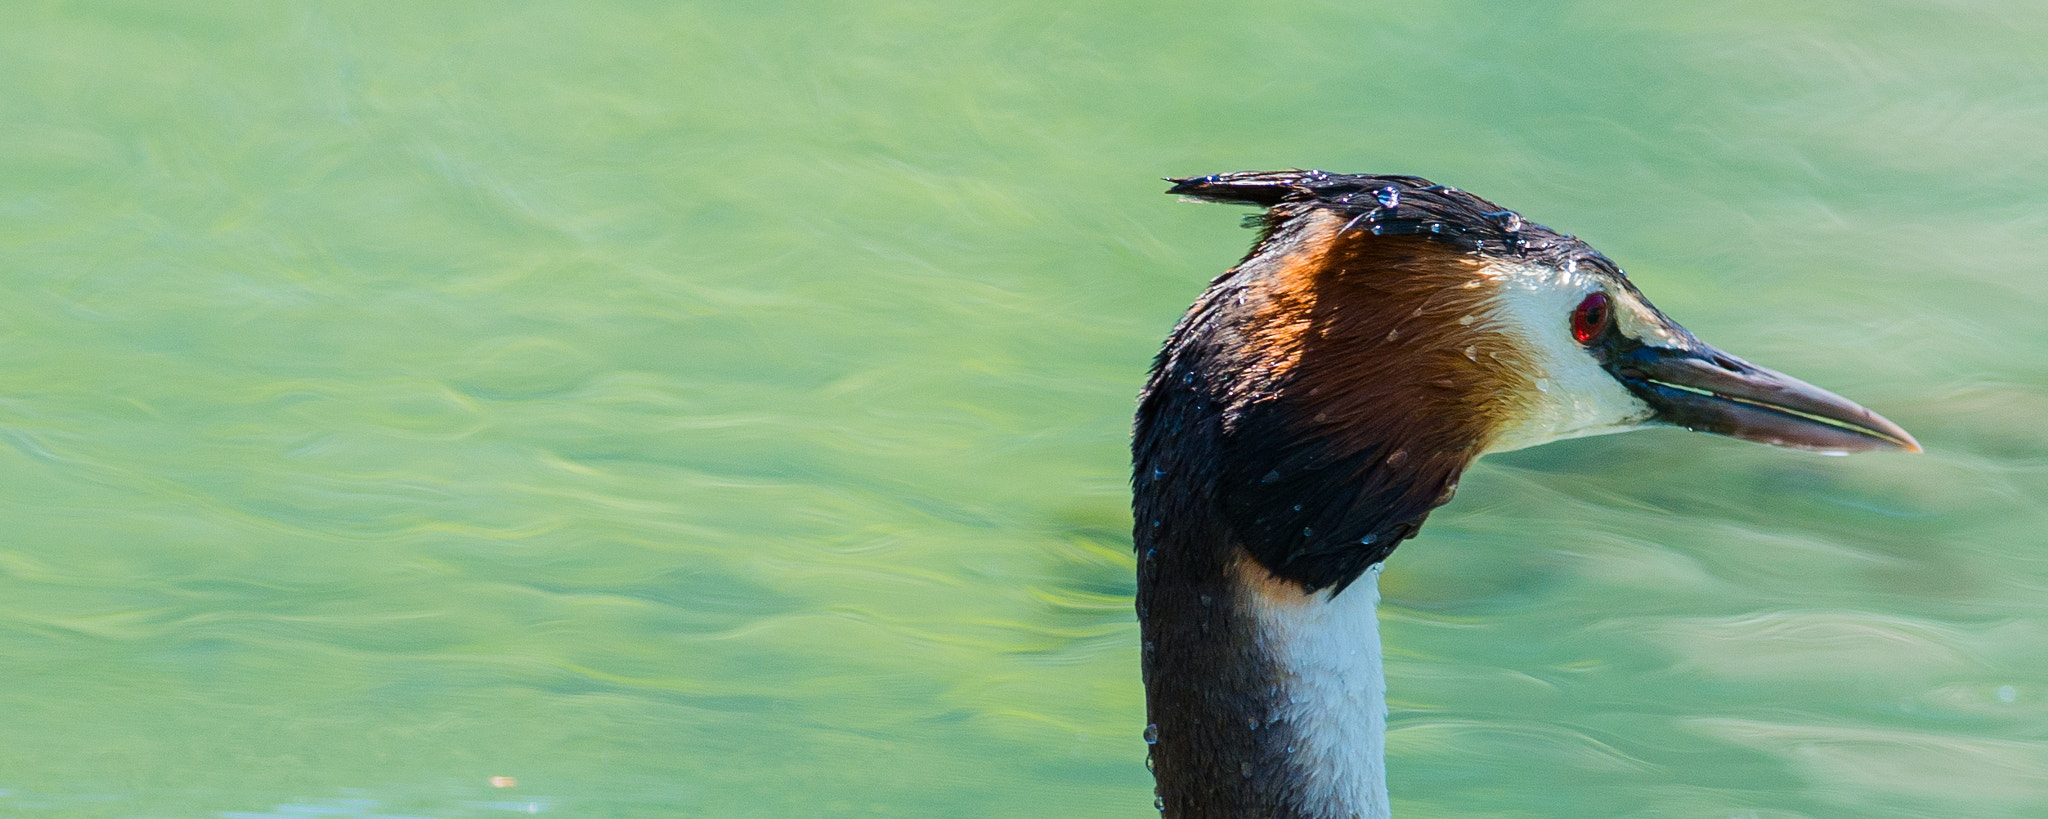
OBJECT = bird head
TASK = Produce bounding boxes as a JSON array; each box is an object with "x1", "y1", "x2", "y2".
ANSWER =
[{"x1": 1146, "y1": 171, "x2": 1917, "y2": 592}]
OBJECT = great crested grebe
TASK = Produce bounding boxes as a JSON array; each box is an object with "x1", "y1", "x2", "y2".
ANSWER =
[{"x1": 1132, "y1": 170, "x2": 1918, "y2": 819}]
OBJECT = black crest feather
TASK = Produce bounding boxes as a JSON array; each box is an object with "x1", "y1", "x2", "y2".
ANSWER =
[{"x1": 1168, "y1": 169, "x2": 1621, "y2": 273}]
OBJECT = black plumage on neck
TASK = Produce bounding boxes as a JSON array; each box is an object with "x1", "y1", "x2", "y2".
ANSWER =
[{"x1": 1134, "y1": 174, "x2": 1533, "y2": 817}]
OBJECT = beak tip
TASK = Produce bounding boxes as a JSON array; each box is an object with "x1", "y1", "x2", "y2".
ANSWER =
[{"x1": 1866, "y1": 413, "x2": 1921, "y2": 454}]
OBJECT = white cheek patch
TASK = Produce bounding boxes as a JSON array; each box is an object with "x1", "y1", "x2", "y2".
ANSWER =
[{"x1": 1477, "y1": 260, "x2": 1655, "y2": 453}]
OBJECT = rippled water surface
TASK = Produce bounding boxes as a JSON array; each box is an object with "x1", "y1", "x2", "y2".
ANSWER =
[{"x1": 1, "y1": 3, "x2": 2044, "y2": 817}]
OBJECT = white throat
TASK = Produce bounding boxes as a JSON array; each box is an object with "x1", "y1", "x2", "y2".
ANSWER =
[{"x1": 1243, "y1": 565, "x2": 1391, "y2": 819}]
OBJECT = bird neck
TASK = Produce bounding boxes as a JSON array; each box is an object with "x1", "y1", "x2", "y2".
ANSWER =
[
  {"x1": 1130, "y1": 207, "x2": 1462, "y2": 818},
  {"x1": 1137, "y1": 524, "x2": 1391, "y2": 819}
]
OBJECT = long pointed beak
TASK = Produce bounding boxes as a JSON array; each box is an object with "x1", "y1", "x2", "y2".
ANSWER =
[{"x1": 1610, "y1": 343, "x2": 1921, "y2": 454}]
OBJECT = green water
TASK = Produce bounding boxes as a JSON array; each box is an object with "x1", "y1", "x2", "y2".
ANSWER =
[{"x1": 0, "y1": 2, "x2": 2042, "y2": 817}]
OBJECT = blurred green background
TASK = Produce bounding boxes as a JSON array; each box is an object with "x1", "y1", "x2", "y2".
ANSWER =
[{"x1": 0, "y1": 2, "x2": 2041, "y2": 817}]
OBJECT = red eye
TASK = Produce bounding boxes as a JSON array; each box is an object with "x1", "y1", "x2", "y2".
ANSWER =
[{"x1": 1570, "y1": 292, "x2": 1611, "y2": 345}]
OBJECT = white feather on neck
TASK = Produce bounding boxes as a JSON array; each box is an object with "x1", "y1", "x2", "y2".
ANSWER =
[{"x1": 1243, "y1": 564, "x2": 1391, "y2": 819}]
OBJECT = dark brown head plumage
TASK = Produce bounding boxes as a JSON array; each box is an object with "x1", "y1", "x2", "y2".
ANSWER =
[{"x1": 1137, "y1": 172, "x2": 1567, "y2": 592}]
